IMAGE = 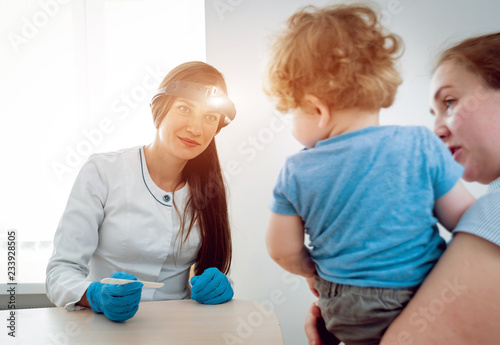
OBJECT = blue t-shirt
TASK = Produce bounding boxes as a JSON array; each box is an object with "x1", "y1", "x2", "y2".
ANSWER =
[{"x1": 269, "y1": 126, "x2": 464, "y2": 288}]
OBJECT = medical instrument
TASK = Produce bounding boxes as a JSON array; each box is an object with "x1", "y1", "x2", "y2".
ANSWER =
[
  {"x1": 101, "y1": 278, "x2": 164, "y2": 289},
  {"x1": 88, "y1": 272, "x2": 143, "y2": 322},
  {"x1": 150, "y1": 81, "x2": 237, "y2": 131}
]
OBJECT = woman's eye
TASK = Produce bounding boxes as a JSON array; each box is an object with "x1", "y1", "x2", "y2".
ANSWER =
[
  {"x1": 444, "y1": 99, "x2": 455, "y2": 109},
  {"x1": 206, "y1": 114, "x2": 218, "y2": 122},
  {"x1": 178, "y1": 105, "x2": 191, "y2": 114}
]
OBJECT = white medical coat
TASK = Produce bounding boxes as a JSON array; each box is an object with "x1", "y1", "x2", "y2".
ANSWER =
[{"x1": 46, "y1": 146, "x2": 201, "y2": 310}]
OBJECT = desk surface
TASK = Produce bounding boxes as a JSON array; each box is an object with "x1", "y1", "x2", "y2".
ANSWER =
[{"x1": 1, "y1": 299, "x2": 285, "y2": 345}]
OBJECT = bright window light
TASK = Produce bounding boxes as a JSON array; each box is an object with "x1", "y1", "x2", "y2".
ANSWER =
[{"x1": 0, "y1": 0, "x2": 206, "y2": 284}]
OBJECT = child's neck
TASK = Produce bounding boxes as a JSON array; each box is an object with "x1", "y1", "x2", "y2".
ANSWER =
[{"x1": 327, "y1": 108, "x2": 380, "y2": 138}]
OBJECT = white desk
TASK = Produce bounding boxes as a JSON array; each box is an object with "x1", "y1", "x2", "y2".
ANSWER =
[{"x1": 1, "y1": 299, "x2": 285, "y2": 344}]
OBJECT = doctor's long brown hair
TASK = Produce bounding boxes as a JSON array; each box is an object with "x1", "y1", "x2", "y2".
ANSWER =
[{"x1": 150, "y1": 61, "x2": 232, "y2": 276}]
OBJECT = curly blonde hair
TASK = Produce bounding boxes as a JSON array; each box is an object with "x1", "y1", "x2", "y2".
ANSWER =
[{"x1": 264, "y1": 4, "x2": 403, "y2": 112}]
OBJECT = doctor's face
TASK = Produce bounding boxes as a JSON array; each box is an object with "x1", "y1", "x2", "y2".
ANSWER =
[
  {"x1": 158, "y1": 97, "x2": 222, "y2": 162},
  {"x1": 430, "y1": 61, "x2": 500, "y2": 184}
]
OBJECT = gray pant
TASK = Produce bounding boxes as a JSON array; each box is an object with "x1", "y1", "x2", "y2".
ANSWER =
[{"x1": 315, "y1": 276, "x2": 418, "y2": 345}]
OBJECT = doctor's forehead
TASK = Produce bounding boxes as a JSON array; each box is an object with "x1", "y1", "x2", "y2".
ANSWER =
[
  {"x1": 173, "y1": 97, "x2": 223, "y2": 115},
  {"x1": 173, "y1": 98, "x2": 197, "y2": 107}
]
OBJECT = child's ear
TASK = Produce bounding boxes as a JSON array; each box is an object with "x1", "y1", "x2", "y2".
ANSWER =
[{"x1": 304, "y1": 94, "x2": 331, "y2": 129}]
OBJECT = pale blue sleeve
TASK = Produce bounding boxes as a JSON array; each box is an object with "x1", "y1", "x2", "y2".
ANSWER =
[{"x1": 454, "y1": 182, "x2": 500, "y2": 246}]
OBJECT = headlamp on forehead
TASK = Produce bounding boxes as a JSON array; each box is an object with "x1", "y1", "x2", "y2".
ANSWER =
[{"x1": 150, "y1": 81, "x2": 236, "y2": 130}]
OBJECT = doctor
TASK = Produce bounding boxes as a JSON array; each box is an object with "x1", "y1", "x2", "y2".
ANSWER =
[{"x1": 46, "y1": 61, "x2": 236, "y2": 322}]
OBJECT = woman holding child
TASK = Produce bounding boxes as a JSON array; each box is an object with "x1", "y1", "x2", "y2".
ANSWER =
[
  {"x1": 380, "y1": 31, "x2": 500, "y2": 345},
  {"x1": 264, "y1": 4, "x2": 475, "y2": 345},
  {"x1": 295, "y1": 6, "x2": 500, "y2": 345}
]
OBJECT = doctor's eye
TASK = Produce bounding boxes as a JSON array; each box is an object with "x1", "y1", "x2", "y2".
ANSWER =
[
  {"x1": 205, "y1": 114, "x2": 219, "y2": 122},
  {"x1": 178, "y1": 105, "x2": 191, "y2": 114}
]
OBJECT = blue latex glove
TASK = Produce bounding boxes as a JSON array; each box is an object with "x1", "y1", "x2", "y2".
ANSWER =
[
  {"x1": 86, "y1": 271, "x2": 143, "y2": 322},
  {"x1": 190, "y1": 267, "x2": 233, "y2": 305}
]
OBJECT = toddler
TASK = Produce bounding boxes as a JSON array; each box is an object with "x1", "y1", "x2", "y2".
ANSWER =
[{"x1": 264, "y1": 4, "x2": 475, "y2": 344}]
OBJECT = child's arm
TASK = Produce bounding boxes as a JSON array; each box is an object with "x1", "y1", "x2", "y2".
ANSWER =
[
  {"x1": 265, "y1": 212, "x2": 316, "y2": 278},
  {"x1": 434, "y1": 180, "x2": 476, "y2": 231}
]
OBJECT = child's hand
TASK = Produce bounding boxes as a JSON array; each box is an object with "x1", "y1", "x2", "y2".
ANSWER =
[{"x1": 306, "y1": 276, "x2": 319, "y2": 297}]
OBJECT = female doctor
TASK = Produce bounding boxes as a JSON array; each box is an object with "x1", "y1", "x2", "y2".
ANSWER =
[{"x1": 46, "y1": 61, "x2": 236, "y2": 322}]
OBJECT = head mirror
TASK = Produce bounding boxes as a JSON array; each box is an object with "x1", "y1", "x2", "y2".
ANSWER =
[{"x1": 151, "y1": 81, "x2": 236, "y2": 130}]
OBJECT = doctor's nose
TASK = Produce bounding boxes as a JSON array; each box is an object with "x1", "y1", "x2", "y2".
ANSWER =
[{"x1": 186, "y1": 117, "x2": 203, "y2": 136}]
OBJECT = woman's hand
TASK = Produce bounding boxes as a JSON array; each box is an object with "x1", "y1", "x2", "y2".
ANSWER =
[
  {"x1": 190, "y1": 267, "x2": 233, "y2": 304},
  {"x1": 305, "y1": 301, "x2": 326, "y2": 345},
  {"x1": 86, "y1": 271, "x2": 143, "y2": 322},
  {"x1": 305, "y1": 300, "x2": 341, "y2": 345},
  {"x1": 306, "y1": 276, "x2": 319, "y2": 297}
]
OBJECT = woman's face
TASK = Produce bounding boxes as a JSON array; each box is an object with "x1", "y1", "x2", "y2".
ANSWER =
[
  {"x1": 430, "y1": 61, "x2": 500, "y2": 184},
  {"x1": 157, "y1": 97, "x2": 221, "y2": 162}
]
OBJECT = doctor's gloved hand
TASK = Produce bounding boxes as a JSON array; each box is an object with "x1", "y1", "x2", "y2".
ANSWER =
[
  {"x1": 190, "y1": 267, "x2": 233, "y2": 305},
  {"x1": 86, "y1": 271, "x2": 143, "y2": 322}
]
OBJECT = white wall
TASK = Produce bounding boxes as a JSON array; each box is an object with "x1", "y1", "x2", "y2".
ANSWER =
[{"x1": 205, "y1": 1, "x2": 500, "y2": 344}]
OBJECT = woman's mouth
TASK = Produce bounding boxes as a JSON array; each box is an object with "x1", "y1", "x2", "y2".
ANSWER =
[
  {"x1": 178, "y1": 136, "x2": 200, "y2": 148},
  {"x1": 449, "y1": 146, "x2": 462, "y2": 160}
]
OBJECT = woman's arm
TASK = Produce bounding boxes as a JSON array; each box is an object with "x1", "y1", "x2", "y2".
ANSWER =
[
  {"x1": 77, "y1": 291, "x2": 91, "y2": 308},
  {"x1": 46, "y1": 158, "x2": 105, "y2": 310},
  {"x1": 381, "y1": 232, "x2": 500, "y2": 344},
  {"x1": 434, "y1": 180, "x2": 475, "y2": 231},
  {"x1": 304, "y1": 229, "x2": 500, "y2": 345},
  {"x1": 265, "y1": 213, "x2": 316, "y2": 278}
]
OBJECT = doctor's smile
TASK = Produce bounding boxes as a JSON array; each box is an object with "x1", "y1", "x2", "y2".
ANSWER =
[{"x1": 178, "y1": 136, "x2": 201, "y2": 148}]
